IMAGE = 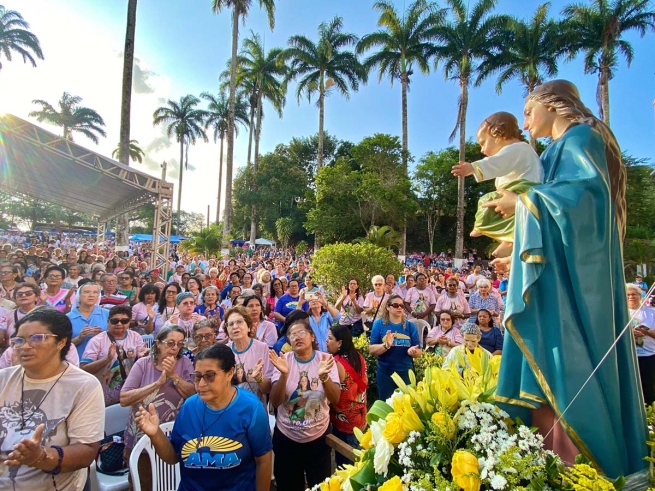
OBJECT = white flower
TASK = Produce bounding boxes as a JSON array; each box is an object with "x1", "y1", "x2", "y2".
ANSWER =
[
  {"x1": 490, "y1": 475, "x2": 507, "y2": 489},
  {"x1": 373, "y1": 437, "x2": 394, "y2": 476}
]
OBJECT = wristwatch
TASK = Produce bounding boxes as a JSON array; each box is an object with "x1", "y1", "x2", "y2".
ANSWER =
[{"x1": 172, "y1": 377, "x2": 180, "y2": 386}]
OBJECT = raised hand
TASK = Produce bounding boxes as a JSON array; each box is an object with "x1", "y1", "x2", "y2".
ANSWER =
[
  {"x1": 451, "y1": 161, "x2": 474, "y2": 177},
  {"x1": 268, "y1": 349, "x2": 289, "y2": 375},
  {"x1": 135, "y1": 404, "x2": 161, "y2": 437},
  {"x1": 5, "y1": 423, "x2": 45, "y2": 467},
  {"x1": 383, "y1": 330, "x2": 395, "y2": 347},
  {"x1": 249, "y1": 358, "x2": 264, "y2": 382},
  {"x1": 146, "y1": 304, "x2": 156, "y2": 319},
  {"x1": 317, "y1": 353, "x2": 334, "y2": 379},
  {"x1": 169, "y1": 312, "x2": 180, "y2": 325},
  {"x1": 107, "y1": 343, "x2": 117, "y2": 360},
  {"x1": 161, "y1": 355, "x2": 176, "y2": 378}
]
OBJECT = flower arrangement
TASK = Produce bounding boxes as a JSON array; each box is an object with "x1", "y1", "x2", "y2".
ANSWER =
[{"x1": 312, "y1": 349, "x2": 623, "y2": 491}]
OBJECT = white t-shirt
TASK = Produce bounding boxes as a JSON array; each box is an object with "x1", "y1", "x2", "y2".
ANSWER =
[
  {"x1": 630, "y1": 307, "x2": 655, "y2": 357},
  {"x1": 471, "y1": 141, "x2": 543, "y2": 189},
  {"x1": 0, "y1": 364, "x2": 104, "y2": 491}
]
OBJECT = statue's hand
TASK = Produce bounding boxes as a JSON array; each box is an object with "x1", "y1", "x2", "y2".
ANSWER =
[
  {"x1": 482, "y1": 189, "x2": 518, "y2": 219},
  {"x1": 490, "y1": 257, "x2": 511, "y2": 274}
]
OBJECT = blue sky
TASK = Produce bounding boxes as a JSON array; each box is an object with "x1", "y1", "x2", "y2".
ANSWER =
[{"x1": 2, "y1": 0, "x2": 654, "y2": 217}]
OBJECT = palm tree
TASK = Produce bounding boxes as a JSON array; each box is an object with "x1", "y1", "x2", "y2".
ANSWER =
[
  {"x1": 112, "y1": 139, "x2": 144, "y2": 163},
  {"x1": 283, "y1": 16, "x2": 366, "y2": 171},
  {"x1": 357, "y1": 0, "x2": 443, "y2": 254},
  {"x1": 428, "y1": 0, "x2": 509, "y2": 259},
  {"x1": 29, "y1": 92, "x2": 107, "y2": 143},
  {"x1": 235, "y1": 31, "x2": 288, "y2": 244},
  {"x1": 562, "y1": 0, "x2": 655, "y2": 126},
  {"x1": 0, "y1": 6, "x2": 44, "y2": 71},
  {"x1": 211, "y1": 0, "x2": 276, "y2": 239},
  {"x1": 117, "y1": 0, "x2": 138, "y2": 165},
  {"x1": 152, "y1": 95, "x2": 207, "y2": 233},
  {"x1": 201, "y1": 90, "x2": 249, "y2": 225},
  {"x1": 477, "y1": 3, "x2": 568, "y2": 147},
  {"x1": 355, "y1": 225, "x2": 402, "y2": 250},
  {"x1": 179, "y1": 224, "x2": 223, "y2": 255}
]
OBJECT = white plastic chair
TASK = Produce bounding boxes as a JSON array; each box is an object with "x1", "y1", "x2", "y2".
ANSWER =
[
  {"x1": 129, "y1": 421, "x2": 180, "y2": 491},
  {"x1": 141, "y1": 334, "x2": 155, "y2": 348},
  {"x1": 412, "y1": 319, "x2": 431, "y2": 348},
  {"x1": 89, "y1": 404, "x2": 131, "y2": 491}
]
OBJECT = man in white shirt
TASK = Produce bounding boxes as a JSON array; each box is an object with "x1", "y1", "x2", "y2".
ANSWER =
[
  {"x1": 628, "y1": 283, "x2": 655, "y2": 404},
  {"x1": 465, "y1": 265, "x2": 484, "y2": 294}
]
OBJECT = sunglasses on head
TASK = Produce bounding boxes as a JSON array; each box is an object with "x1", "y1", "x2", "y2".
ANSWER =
[{"x1": 109, "y1": 318, "x2": 130, "y2": 325}]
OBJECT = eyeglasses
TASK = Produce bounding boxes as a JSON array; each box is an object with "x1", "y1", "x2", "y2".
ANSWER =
[
  {"x1": 440, "y1": 317, "x2": 452, "y2": 322},
  {"x1": 10, "y1": 333, "x2": 59, "y2": 349},
  {"x1": 388, "y1": 303, "x2": 404, "y2": 309},
  {"x1": 46, "y1": 275, "x2": 63, "y2": 279},
  {"x1": 193, "y1": 371, "x2": 217, "y2": 384},
  {"x1": 194, "y1": 333, "x2": 215, "y2": 341},
  {"x1": 119, "y1": 276, "x2": 131, "y2": 280},
  {"x1": 160, "y1": 340, "x2": 185, "y2": 348},
  {"x1": 0, "y1": 271, "x2": 13, "y2": 276},
  {"x1": 15, "y1": 291, "x2": 35, "y2": 297},
  {"x1": 226, "y1": 318, "x2": 246, "y2": 328},
  {"x1": 288, "y1": 330, "x2": 309, "y2": 342},
  {"x1": 627, "y1": 293, "x2": 641, "y2": 297},
  {"x1": 109, "y1": 318, "x2": 131, "y2": 325},
  {"x1": 373, "y1": 283, "x2": 383, "y2": 286}
]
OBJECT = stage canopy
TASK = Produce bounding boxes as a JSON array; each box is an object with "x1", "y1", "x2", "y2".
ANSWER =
[{"x1": 0, "y1": 114, "x2": 174, "y2": 269}]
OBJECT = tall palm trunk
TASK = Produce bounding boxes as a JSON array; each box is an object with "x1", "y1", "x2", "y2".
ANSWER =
[
  {"x1": 249, "y1": 90, "x2": 263, "y2": 245},
  {"x1": 599, "y1": 67, "x2": 610, "y2": 126},
  {"x1": 246, "y1": 96, "x2": 256, "y2": 165},
  {"x1": 177, "y1": 139, "x2": 184, "y2": 234},
  {"x1": 216, "y1": 134, "x2": 224, "y2": 225},
  {"x1": 455, "y1": 78, "x2": 468, "y2": 259},
  {"x1": 317, "y1": 79, "x2": 325, "y2": 171},
  {"x1": 223, "y1": 8, "x2": 240, "y2": 238},
  {"x1": 116, "y1": 0, "x2": 138, "y2": 248},
  {"x1": 526, "y1": 81, "x2": 538, "y2": 151},
  {"x1": 400, "y1": 70, "x2": 409, "y2": 256}
]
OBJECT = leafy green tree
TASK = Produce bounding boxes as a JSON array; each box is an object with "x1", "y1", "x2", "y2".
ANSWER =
[
  {"x1": 312, "y1": 243, "x2": 403, "y2": 295},
  {"x1": 624, "y1": 153, "x2": 655, "y2": 233},
  {"x1": 112, "y1": 139, "x2": 144, "y2": 163},
  {"x1": 152, "y1": 95, "x2": 207, "y2": 233},
  {"x1": 283, "y1": 16, "x2": 366, "y2": 170},
  {"x1": 275, "y1": 217, "x2": 293, "y2": 249},
  {"x1": 179, "y1": 224, "x2": 223, "y2": 255},
  {"x1": 428, "y1": 0, "x2": 509, "y2": 258},
  {"x1": 211, "y1": 0, "x2": 276, "y2": 239},
  {"x1": 0, "y1": 6, "x2": 43, "y2": 71},
  {"x1": 29, "y1": 92, "x2": 107, "y2": 143},
  {"x1": 563, "y1": 0, "x2": 655, "y2": 126},
  {"x1": 355, "y1": 225, "x2": 402, "y2": 250},
  {"x1": 286, "y1": 132, "x2": 341, "y2": 182},
  {"x1": 201, "y1": 90, "x2": 249, "y2": 225}
]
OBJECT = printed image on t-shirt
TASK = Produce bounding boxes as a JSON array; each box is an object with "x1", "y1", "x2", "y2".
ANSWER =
[
  {"x1": 180, "y1": 436, "x2": 243, "y2": 470},
  {"x1": 413, "y1": 293, "x2": 428, "y2": 313},
  {"x1": 391, "y1": 332, "x2": 411, "y2": 347},
  {"x1": 285, "y1": 370, "x2": 324, "y2": 423}
]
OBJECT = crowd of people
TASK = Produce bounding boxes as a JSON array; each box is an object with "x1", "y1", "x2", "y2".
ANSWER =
[{"x1": 0, "y1": 229, "x2": 652, "y2": 491}]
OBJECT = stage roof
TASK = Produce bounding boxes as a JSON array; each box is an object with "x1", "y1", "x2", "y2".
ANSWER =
[{"x1": 0, "y1": 114, "x2": 173, "y2": 222}]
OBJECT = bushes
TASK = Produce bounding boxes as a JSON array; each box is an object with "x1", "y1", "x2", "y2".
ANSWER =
[{"x1": 312, "y1": 242, "x2": 403, "y2": 295}]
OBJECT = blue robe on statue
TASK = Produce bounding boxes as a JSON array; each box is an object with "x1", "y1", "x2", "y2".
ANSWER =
[{"x1": 496, "y1": 124, "x2": 648, "y2": 478}]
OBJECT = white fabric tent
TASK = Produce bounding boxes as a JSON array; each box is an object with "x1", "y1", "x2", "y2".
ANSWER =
[{"x1": 254, "y1": 238, "x2": 276, "y2": 246}]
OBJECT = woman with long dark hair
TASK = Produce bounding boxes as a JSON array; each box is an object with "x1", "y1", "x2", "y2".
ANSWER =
[{"x1": 326, "y1": 324, "x2": 367, "y2": 466}]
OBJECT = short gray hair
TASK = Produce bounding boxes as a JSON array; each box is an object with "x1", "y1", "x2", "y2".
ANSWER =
[
  {"x1": 371, "y1": 275, "x2": 385, "y2": 285},
  {"x1": 626, "y1": 283, "x2": 641, "y2": 294},
  {"x1": 460, "y1": 323, "x2": 481, "y2": 337},
  {"x1": 476, "y1": 278, "x2": 491, "y2": 289}
]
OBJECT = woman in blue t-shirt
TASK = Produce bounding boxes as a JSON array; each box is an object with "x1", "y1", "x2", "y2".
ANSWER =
[
  {"x1": 475, "y1": 309, "x2": 503, "y2": 355},
  {"x1": 369, "y1": 293, "x2": 422, "y2": 401},
  {"x1": 134, "y1": 344, "x2": 273, "y2": 491}
]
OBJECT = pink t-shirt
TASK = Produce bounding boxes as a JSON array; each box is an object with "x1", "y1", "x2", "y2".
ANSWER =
[
  {"x1": 256, "y1": 320, "x2": 278, "y2": 348},
  {"x1": 229, "y1": 338, "x2": 276, "y2": 406},
  {"x1": 427, "y1": 325, "x2": 464, "y2": 356},
  {"x1": 404, "y1": 287, "x2": 437, "y2": 317},
  {"x1": 434, "y1": 293, "x2": 471, "y2": 329},
  {"x1": 45, "y1": 288, "x2": 70, "y2": 312},
  {"x1": 272, "y1": 350, "x2": 339, "y2": 443},
  {"x1": 363, "y1": 292, "x2": 388, "y2": 324},
  {"x1": 339, "y1": 295, "x2": 365, "y2": 325},
  {"x1": 80, "y1": 330, "x2": 145, "y2": 388}
]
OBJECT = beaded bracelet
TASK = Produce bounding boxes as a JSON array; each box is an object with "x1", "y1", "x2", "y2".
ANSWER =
[{"x1": 46, "y1": 445, "x2": 64, "y2": 491}]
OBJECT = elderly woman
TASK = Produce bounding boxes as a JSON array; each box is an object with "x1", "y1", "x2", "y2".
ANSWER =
[
  {"x1": 363, "y1": 275, "x2": 389, "y2": 331},
  {"x1": 475, "y1": 309, "x2": 503, "y2": 356},
  {"x1": 42, "y1": 265, "x2": 74, "y2": 313},
  {"x1": 164, "y1": 292, "x2": 205, "y2": 347},
  {"x1": 243, "y1": 295, "x2": 278, "y2": 348},
  {"x1": 426, "y1": 310, "x2": 463, "y2": 356},
  {"x1": 434, "y1": 277, "x2": 471, "y2": 329},
  {"x1": 224, "y1": 306, "x2": 274, "y2": 407},
  {"x1": 186, "y1": 276, "x2": 203, "y2": 305},
  {"x1": 269, "y1": 317, "x2": 340, "y2": 491},
  {"x1": 4, "y1": 283, "x2": 41, "y2": 340},
  {"x1": 135, "y1": 344, "x2": 273, "y2": 491},
  {"x1": 80, "y1": 305, "x2": 148, "y2": 405},
  {"x1": 335, "y1": 278, "x2": 365, "y2": 337},
  {"x1": 188, "y1": 317, "x2": 220, "y2": 360},
  {"x1": 298, "y1": 290, "x2": 340, "y2": 352},
  {"x1": 369, "y1": 293, "x2": 422, "y2": 401},
  {"x1": 120, "y1": 326, "x2": 195, "y2": 487},
  {"x1": 67, "y1": 282, "x2": 109, "y2": 358},
  {"x1": 628, "y1": 283, "x2": 655, "y2": 404},
  {"x1": 155, "y1": 282, "x2": 182, "y2": 332},
  {"x1": 131, "y1": 283, "x2": 159, "y2": 335},
  {"x1": 467, "y1": 278, "x2": 500, "y2": 317},
  {"x1": 443, "y1": 323, "x2": 492, "y2": 375},
  {"x1": 0, "y1": 308, "x2": 105, "y2": 490},
  {"x1": 194, "y1": 285, "x2": 223, "y2": 320}
]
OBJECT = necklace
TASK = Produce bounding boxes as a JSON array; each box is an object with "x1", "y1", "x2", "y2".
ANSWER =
[
  {"x1": 198, "y1": 388, "x2": 237, "y2": 441},
  {"x1": 20, "y1": 363, "x2": 70, "y2": 430}
]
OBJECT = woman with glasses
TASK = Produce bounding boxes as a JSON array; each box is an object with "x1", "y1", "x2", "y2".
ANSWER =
[
  {"x1": 67, "y1": 282, "x2": 109, "y2": 358},
  {"x1": 135, "y1": 344, "x2": 272, "y2": 491},
  {"x1": 131, "y1": 284, "x2": 160, "y2": 335},
  {"x1": 117, "y1": 270, "x2": 139, "y2": 305},
  {"x1": 0, "y1": 307, "x2": 105, "y2": 491},
  {"x1": 243, "y1": 295, "x2": 277, "y2": 348},
  {"x1": 426, "y1": 310, "x2": 463, "y2": 356},
  {"x1": 269, "y1": 317, "x2": 340, "y2": 491},
  {"x1": 5, "y1": 283, "x2": 41, "y2": 340},
  {"x1": 188, "y1": 318, "x2": 219, "y2": 361},
  {"x1": 0, "y1": 264, "x2": 21, "y2": 301},
  {"x1": 41, "y1": 266, "x2": 74, "y2": 314},
  {"x1": 80, "y1": 305, "x2": 147, "y2": 406},
  {"x1": 369, "y1": 293, "x2": 422, "y2": 401},
  {"x1": 120, "y1": 325, "x2": 195, "y2": 489},
  {"x1": 363, "y1": 275, "x2": 390, "y2": 332},
  {"x1": 164, "y1": 292, "x2": 205, "y2": 347},
  {"x1": 155, "y1": 282, "x2": 182, "y2": 333}
]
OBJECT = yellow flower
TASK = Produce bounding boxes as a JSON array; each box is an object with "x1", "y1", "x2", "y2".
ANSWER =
[
  {"x1": 355, "y1": 427, "x2": 373, "y2": 450},
  {"x1": 451, "y1": 450, "x2": 481, "y2": 491},
  {"x1": 318, "y1": 477, "x2": 341, "y2": 491},
  {"x1": 378, "y1": 475, "x2": 403, "y2": 491},
  {"x1": 431, "y1": 411, "x2": 456, "y2": 440},
  {"x1": 383, "y1": 414, "x2": 406, "y2": 444},
  {"x1": 399, "y1": 395, "x2": 425, "y2": 432}
]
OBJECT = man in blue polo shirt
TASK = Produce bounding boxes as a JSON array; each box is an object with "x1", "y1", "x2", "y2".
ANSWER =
[{"x1": 273, "y1": 279, "x2": 307, "y2": 331}]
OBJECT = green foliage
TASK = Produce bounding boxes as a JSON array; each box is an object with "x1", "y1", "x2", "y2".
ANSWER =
[
  {"x1": 275, "y1": 217, "x2": 293, "y2": 249},
  {"x1": 112, "y1": 139, "x2": 144, "y2": 163},
  {"x1": 0, "y1": 6, "x2": 44, "y2": 70},
  {"x1": 179, "y1": 224, "x2": 223, "y2": 255},
  {"x1": 295, "y1": 240, "x2": 309, "y2": 255},
  {"x1": 355, "y1": 225, "x2": 402, "y2": 250},
  {"x1": 353, "y1": 334, "x2": 378, "y2": 405},
  {"x1": 312, "y1": 242, "x2": 402, "y2": 296}
]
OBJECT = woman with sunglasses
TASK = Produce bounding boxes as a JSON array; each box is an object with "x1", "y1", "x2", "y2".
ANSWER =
[
  {"x1": 369, "y1": 293, "x2": 422, "y2": 401},
  {"x1": 80, "y1": 305, "x2": 148, "y2": 405},
  {"x1": 135, "y1": 344, "x2": 273, "y2": 491},
  {"x1": 0, "y1": 307, "x2": 105, "y2": 491},
  {"x1": 426, "y1": 310, "x2": 463, "y2": 356},
  {"x1": 188, "y1": 318, "x2": 219, "y2": 361},
  {"x1": 155, "y1": 282, "x2": 182, "y2": 333},
  {"x1": 120, "y1": 325, "x2": 195, "y2": 489}
]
